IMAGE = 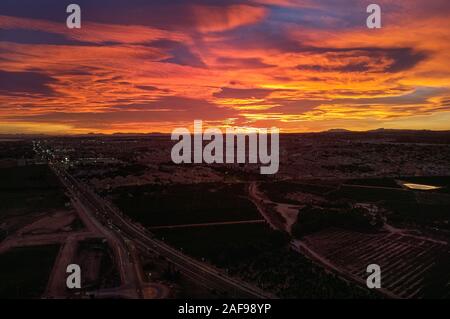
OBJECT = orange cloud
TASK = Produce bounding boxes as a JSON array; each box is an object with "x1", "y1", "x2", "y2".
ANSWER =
[{"x1": 0, "y1": 1, "x2": 449, "y2": 134}]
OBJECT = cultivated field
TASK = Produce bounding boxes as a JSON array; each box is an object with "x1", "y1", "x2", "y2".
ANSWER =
[
  {"x1": 298, "y1": 228, "x2": 450, "y2": 298},
  {"x1": 0, "y1": 245, "x2": 59, "y2": 299},
  {"x1": 156, "y1": 223, "x2": 378, "y2": 298},
  {"x1": 110, "y1": 183, "x2": 261, "y2": 226}
]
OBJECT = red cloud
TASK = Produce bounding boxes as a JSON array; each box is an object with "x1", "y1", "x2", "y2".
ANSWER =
[{"x1": 190, "y1": 4, "x2": 267, "y2": 33}]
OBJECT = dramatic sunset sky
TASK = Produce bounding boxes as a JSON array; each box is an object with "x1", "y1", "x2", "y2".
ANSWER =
[{"x1": 0, "y1": 0, "x2": 449, "y2": 134}]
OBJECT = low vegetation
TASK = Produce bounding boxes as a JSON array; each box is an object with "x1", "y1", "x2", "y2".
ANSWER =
[
  {"x1": 0, "y1": 245, "x2": 59, "y2": 299},
  {"x1": 156, "y1": 224, "x2": 378, "y2": 298},
  {"x1": 110, "y1": 183, "x2": 260, "y2": 226},
  {"x1": 292, "y1": 204, "x2": 385, "y2": 238}
]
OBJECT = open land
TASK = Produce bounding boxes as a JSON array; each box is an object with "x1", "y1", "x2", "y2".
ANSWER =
[{"x1": 1, "y1": 130, "x2": 450, "y2": 298}]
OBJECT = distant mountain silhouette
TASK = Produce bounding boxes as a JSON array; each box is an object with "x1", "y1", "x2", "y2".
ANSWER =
[{"x1": 325, "y1": 128, "x2": 352, "y2": 133}]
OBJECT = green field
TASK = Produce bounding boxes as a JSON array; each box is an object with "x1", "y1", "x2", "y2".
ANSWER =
[
  {"x1": 156, "y1": 224, "x2": 378, "y2": 298},
  {"x1": 0, "y1": 245, "x2": 59, "y2": 299},
  {"x1": 110, "y1": 183, "x2": 260, "y2": 226},
  {"x1": 0, "y1": 165, "x2": 68, "y2": 219},
  {"x1": 260, "y1": 181, "x2": 337, "y2": 204},
  {"x1": 384, "y1": 201, "x2": 450, "y2": 230}
]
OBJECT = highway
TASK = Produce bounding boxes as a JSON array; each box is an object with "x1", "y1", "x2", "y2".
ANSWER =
[
  {"x1": 51, "y1": 163, "x2": 144, "y2": 298},
  {"x1": 51, "y1": 163, "x2": 274, "y2": 299}
]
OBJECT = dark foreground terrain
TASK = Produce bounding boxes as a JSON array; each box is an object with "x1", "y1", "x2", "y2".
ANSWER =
[{"x1": 1, "y1": 131, "x2": 449, "y2": 298}]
